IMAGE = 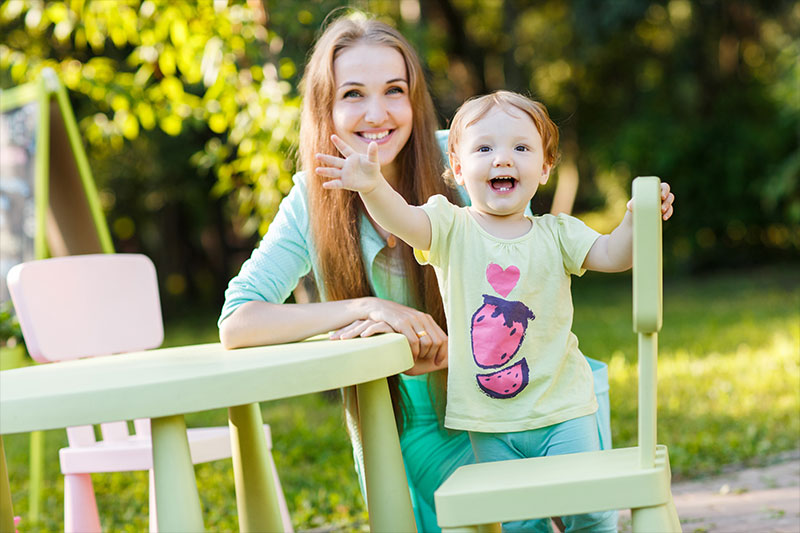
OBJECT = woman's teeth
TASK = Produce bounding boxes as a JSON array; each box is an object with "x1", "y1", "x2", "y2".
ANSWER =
[{"x1": 361, "y1": 130, "x2": 390, "y2": 141}]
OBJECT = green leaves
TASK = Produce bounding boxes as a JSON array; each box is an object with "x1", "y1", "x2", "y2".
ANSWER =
[{"x1": 1, "y1": 0, "x2": 299, "y2": 236}]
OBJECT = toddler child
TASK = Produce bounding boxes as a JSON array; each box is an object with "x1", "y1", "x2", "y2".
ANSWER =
[{"x1": 316, "y1": 90, "x2": 674, "y2": 532}]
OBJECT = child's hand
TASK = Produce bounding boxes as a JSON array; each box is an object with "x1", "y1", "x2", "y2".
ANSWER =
[
  {"x1": 316, "y1": 134, "x2": 382, "y2": 194},
  {"x1": 627, "y1": 181, "x2": 675, "y2": 221}
]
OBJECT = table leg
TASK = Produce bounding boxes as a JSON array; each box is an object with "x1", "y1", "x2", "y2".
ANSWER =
[
  {"x1": 150, "y1": 415, "x2": 204, "y2": 532},
  {"x1": 357, "y1": 378, "x2": 416, "y2": 533},
  {"x1": 228, "y1": 403, "x2": 285, "y2": 533},
  {"x1": 28, "y1": 431, "x2": 43, "y2": 526},
  {"x1": 0, "y1": 437, "x2": 14, "y2": 533}
]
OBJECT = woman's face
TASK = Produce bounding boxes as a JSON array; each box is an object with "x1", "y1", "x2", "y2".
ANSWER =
[{"x1": 332, "y1": 43, "x2": 413, "y2": 182}]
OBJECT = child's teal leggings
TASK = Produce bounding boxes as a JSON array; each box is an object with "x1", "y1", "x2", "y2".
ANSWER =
[{"x1": 469, "y1": 414, "x2": 618, "y2": 533}]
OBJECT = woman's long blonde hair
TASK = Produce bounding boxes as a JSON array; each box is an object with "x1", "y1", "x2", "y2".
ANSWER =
[{"x1": 298, "y1": 15, "x2": 455, "y2": 429}]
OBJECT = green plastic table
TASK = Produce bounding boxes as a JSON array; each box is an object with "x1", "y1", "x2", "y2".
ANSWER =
[{"x1": 0, "y1": 333, "x2": 416, "y2": 532}]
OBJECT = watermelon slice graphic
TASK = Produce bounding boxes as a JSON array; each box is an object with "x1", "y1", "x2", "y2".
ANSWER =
[
  {"x1": 476, "y1": 358, "x2": 529, "y2": 399},
  {"x1": 470, "y1": 294, "x2": 535, "y2": 369}
]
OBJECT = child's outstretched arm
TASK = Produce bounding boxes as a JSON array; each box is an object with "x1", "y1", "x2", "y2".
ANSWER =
[
  {"x1": 316, "y1": 134, "x2": 432, "y2": 251},
  {"x1": 583, "y1": 182, "x2": 675, "y2": 272}
]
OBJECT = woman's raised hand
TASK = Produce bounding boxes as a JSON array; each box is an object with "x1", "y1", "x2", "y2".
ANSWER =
[
  {"x1": 316, "y1": 134, "x2": 382, "y2": 194},
  {"x1": 332, "y1": 297, "x2": 448, "y2": 366}
]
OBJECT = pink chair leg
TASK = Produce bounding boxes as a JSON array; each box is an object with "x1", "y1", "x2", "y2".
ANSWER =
[
  {"x1": 64, "y1": 473, "x2": 101, "y2": 533},
  {"x1": 269, "y1": 453, "x2": 293, "y2": 532},
  {"x1": 148, "y1": 469, "x2": 158, "y2": 533}
]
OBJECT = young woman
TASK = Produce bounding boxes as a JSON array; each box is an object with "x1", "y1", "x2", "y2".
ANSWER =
[{"x1": 219, "y1": 14, "x2": 623, "y2": 531}]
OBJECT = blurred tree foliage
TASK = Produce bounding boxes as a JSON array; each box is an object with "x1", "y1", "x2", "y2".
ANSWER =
[
  {"x1": 0, "y1": 0, "x2": 300, "y2": 310},
  {"x1": 1, "y1": 1, "x2": 797, "y2": 313},
  {"x1": 405, "y1": 0, "x2": 799, "y2": 271}
]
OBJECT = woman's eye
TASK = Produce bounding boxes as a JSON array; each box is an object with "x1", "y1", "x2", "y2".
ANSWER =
[
  {"x1": 343, "y1": 90, "x2": 362, "y2": 98},
  {"x1": 387, "y1": 86, "x2": 404, "y2": 95}
]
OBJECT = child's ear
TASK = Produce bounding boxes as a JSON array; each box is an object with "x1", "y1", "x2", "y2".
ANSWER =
[
  {"x1": 450, "y1": 153, "x2": 465, "y2": 185},
  {"x1": 540, "y1": 165, "x2": 552, "y2": 185}
]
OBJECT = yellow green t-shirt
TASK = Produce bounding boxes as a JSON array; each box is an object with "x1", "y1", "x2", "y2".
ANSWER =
[{"x1": 416, "y1": 195, "x2": 601, "y2": 433}]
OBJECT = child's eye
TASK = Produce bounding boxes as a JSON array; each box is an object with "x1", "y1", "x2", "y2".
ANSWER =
[
  {"x1": 515, "y1": 145, "x2": 529, "y2": 152},
  {"x1": 477, "y1": 146, "x2": 491, "y2": 153}
]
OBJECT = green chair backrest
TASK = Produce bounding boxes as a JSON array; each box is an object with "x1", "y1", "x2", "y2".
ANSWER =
[{"x1": 631, "y1": 176, "x2": 663, "y2": 468}]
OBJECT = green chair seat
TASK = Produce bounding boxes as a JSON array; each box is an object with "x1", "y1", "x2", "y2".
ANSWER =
[{"x1": 436, "y1": 445, "x2": 673, "y2": 527}]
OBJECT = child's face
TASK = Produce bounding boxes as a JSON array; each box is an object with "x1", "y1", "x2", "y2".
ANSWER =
[{"x1": 451, "y1": 106, "x2": 550, "y2": 219}]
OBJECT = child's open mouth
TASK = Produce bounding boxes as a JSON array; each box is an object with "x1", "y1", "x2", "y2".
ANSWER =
[{"x1": 490, "y1": 177, "x2": 516, "y2": 192}]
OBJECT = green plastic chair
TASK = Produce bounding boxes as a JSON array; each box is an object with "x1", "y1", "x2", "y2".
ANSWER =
[{"x1": 433, "y1": 176, "x2": 681, "y2": 532}]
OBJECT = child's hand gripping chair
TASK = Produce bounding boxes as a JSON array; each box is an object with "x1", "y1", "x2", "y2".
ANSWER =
[
  {"x1": 6, "y1": 253, "x2": 293, "y2": 532},
  {"x1": 433, "y1": 176, "x2": 681, "y2": 532}
]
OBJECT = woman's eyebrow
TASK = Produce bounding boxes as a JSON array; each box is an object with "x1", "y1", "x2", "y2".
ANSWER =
[
  {"x1": 338, "y1": 81, "x2": 364, "y2": 89},
  {"x1": 337, "y1": 78, "x2": 408, "y2": 89}
]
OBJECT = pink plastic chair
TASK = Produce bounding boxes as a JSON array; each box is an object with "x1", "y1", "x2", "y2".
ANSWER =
[{"x1": 6, "y1": 253, "x2": 293, "y2": 532}]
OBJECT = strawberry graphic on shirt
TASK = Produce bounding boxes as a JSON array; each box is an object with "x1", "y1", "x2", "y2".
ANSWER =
[{"x1": 470, "y1": 294, "x2": 535, "y2": 369}]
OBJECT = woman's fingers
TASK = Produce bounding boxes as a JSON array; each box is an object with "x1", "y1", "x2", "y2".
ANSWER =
[
  {"x1": 433, "y1": 341, "x2": 448, "y2": 366},
  {"x1": 396, "y1": 322, "x2": 422, "y2": 359},
  {"x1": 414, "y1": 323, "x2": 435, "y2": 360},
  {"x1": 331, "y1": 319, "x2": 370, "y2": 339},
  {"x1": 364, "y1": 298, "x2": 450, "y2": 361},
  {"x1": 360, "y1": 321, "x2": 393, "y2": 337},
  {"x1": 414, "y1": 314, "x2": 443, "y2": 361}
]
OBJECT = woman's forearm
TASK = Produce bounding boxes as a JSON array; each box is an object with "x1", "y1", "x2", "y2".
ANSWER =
[{"x1": 219, "y1": 298, "x2": 370, "y2": 349}]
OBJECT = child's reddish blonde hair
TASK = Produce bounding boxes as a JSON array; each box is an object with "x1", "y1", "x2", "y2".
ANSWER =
[{"x1": 446, "y1": 91, "x2": 560, "y2": 173}]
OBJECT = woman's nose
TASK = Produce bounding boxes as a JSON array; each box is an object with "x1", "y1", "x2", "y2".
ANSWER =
[{"x1": 364, "y1": 97, "x2": 389, "y2": 125}]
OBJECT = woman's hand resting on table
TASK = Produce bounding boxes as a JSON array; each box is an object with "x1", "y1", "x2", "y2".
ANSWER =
[{"x1": 331, "y1": 297, "x2": 448, "y2": 372}]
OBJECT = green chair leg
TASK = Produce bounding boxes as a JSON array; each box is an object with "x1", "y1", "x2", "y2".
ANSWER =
[
  {"x1": 631, "y1": 502, "x2": 680, "y2": 533},
  {"x1": 667, "y1": 495, "x2": 681, "y2": 531},
  {"x1": 28, "y1": 430, "x2": 43, "y2": 525},
  {"x1": 150, "y1": 415, "x2": 204, "y2": 532},
  {"x1": 357, "y1": 378, "x2": 416, "y2": 533},
  {"x1": 0, "y1": 437, "x2": 15, "y2": 533},
  {"x1": 228, "y1": 403, "x2": 284, "y2": 533}
]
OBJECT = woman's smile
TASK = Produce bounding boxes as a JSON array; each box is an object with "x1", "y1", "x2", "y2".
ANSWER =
[{"x1": 357, "y1": 129, "x2": 394, "y2": 143}]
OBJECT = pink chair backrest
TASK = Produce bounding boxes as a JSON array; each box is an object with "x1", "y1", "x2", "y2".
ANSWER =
[{"x1": 6, "y1": 254, "x2": 164, "y2": 363}]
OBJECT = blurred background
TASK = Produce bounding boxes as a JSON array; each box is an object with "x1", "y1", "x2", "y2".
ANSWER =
[
  {"x1": 0, "y1": 0, "x2": 798, "y2": 531},
  {"x1": 1, "y1": 0, "x2": 797, "y2": 315}
]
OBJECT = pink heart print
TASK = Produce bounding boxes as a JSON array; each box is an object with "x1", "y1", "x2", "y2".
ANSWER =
[{"x1": 486, "y1": 263, "x2": 520, "y2": 298}]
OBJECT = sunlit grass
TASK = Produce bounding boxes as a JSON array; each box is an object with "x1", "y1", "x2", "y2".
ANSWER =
[
  {"x1": 608, "y1": 331, "x2": 799, "y2": 477},
  {"x1": 4, "y1": 264, "x2": 798, "y2": 531}
]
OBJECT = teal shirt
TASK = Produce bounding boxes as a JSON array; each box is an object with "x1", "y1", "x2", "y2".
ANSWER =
[{"x1": 219, "y1": 170, "x2": 470, "y2": 532}]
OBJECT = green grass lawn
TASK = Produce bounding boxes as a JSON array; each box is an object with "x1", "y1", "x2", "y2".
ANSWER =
[{"x1": 3, "y1": 264, "x2": 798, "y2": 531}]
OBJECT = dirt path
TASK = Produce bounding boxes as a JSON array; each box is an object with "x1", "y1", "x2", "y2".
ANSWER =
[{"x1": 619, "y1": 452, "x2": 800, "y2": 532}]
